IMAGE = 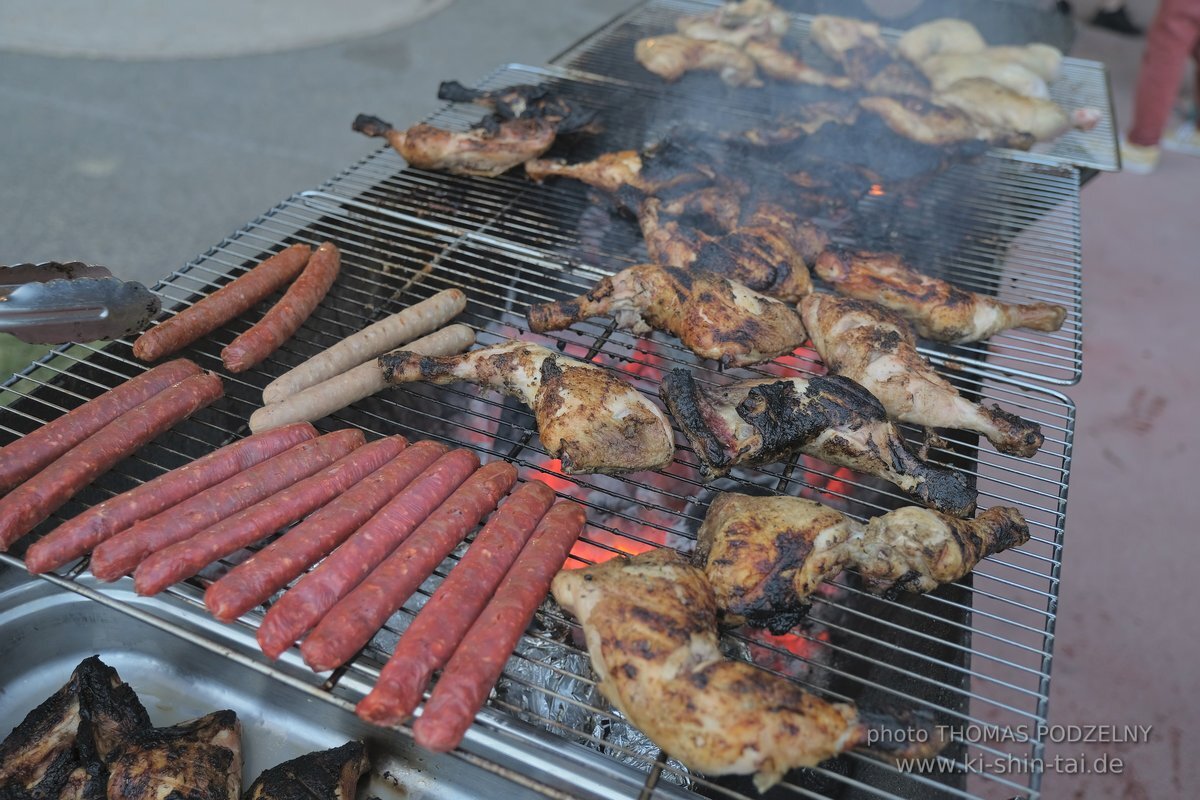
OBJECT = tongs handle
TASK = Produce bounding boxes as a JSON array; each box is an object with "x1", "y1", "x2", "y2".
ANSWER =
[{"x1": 0, "y1": 263, "x2": 162, "y2": 345}]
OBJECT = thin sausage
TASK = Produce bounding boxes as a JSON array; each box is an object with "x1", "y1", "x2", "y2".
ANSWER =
[
  {"x1": 262, "y1": 288, "x2": 467, "y2": 404},
  {"x1": 24, "y1": 422, "x2": 317, "y2": 574},
  {"x1": 356, "y1": 480, "x2": 554, "y2": 726},
  {"x1": 301, "y1": 461, "x2": 517, "y2": 672},
  {"x1": 221, "y1": 241, "x2": 341, "y2": 373},
  {"x1": 248, "y1": 324, "x2": 475, "y2": 433},
  {"x1": 413, "y1": 500, "x2": 586, "y2": 752},
  {"x1": 133, "y1": 244, "x2": 311, "y2": 362},
  {"x1": 256, "y1": 447, "x2": 479, "y2": 660},
  {"x1": 133, "y1": 435, "x2": 407, "y2": 596},
  {"x1": 0, "y1": 372, "x2": 224, "y2": 552},
  {"x1": 0, "y1": 359, "x2": 202, "y2": 494},
  {"x1": 205, "y1": 440, "x2": 447, "y2": 622},
  {"x1": 90, "y1": 428, "x2": 363, "y2": 581}
]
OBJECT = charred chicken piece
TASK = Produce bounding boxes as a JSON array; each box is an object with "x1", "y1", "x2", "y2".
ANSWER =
[
  {"x1": 723, "y1": 99, "x2": 863, "y2": 146},
  {"x1": 525, "y1": 150, "x2": 647, "y2": 194},
  {"x1": 380, "y1": 342, "x2": 674, "y2": 475},
  {"x1": 808, "y1": 15, "x2": 931, "y2": 97},
  {"x1": 106, "y1": 710, "x2": 242, "y2": 800},
  {"x1": 435, "y1": 81, "x2": 601, "y2": 135},
  {"x1": 551, "y1": 548, "x2": 945, "y2": 792},
  {"x1": 697, "y1": 492, "x2": 1029, "y2": 632},
  {"x1": 352, "y1": 114, "x2": 557, "y2": 178},
  {"x1": 814, "y1": 248, "x2": 1067, "y2": 343},
  {"x1": 527, "y1": 264, "x2": 807, "y2": 367},
  {"x1": 243, "y1": 742, "x2": 369, "y2": 800},
  {"x1": 800, "y1": 293, "x2": 1044, "y2": 457},
  {"x1": 0, "y1": 661, "x2": 86, "y2": 792},
  {"x1": 634, "y1": 35, "x2": 763, "y2": 87},
  {"x1": 659, "y1": 368, "x2": 977, "y2": 516},
  {"x1": 656, "y1": 184, "x2": 745, "y2": 232},
  {"x1": 690, "y1": 203, "x2": 824, "y2": 302},
  {"x1": 638, "y1": 197, "x2": 714, "y2": 267},
  {"x1": 742, "y1": 39, "x2": 855, "y2": 87}
]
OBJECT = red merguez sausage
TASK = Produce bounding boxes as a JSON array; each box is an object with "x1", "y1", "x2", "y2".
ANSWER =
[
  {"x1": 90, "y1": 428, "x2": 364, "y2": 581},
  {"x1": 221, "y1": 241, "x2": 341, "y2": 373},
  {"x1": 205, "y1": 439, "x2": 447, "y2": 622},
  {"x1": 356, "y1": 480, "x2": 555, "y2": 726},
  {"x1": 132, "y1": 243, "x2": 311, "y2": 362},
  {"x1": 256, "y1": 447, "x2": 479, "y2": 660},
  {"x1": 0, "y1": 359, "x2": 202, "y2": 495},
  {"x1": 133, "y1": 435, "x2": 407, "y2": 596},
  {"x1": 301, "y1": 461, "x2": 518, "y2": 672},
  {"x1": 413, "y1": 500, "x2": 586, "y2": 752},
  {"x1": 24, "y1": 421, "x2": 318, "y2": 574},
  {"x1": 0, "y1": 372, "x2": 223, "y2": 552}
]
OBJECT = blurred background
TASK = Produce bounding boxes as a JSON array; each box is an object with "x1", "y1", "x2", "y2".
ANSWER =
[{"x1": 0, "y1": 1, "x2": 1195, "y2": 796}]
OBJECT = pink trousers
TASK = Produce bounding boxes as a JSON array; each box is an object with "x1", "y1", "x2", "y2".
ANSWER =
[{"x1": 1128, "y1": 0, "x2": 1200, "y2": 146}]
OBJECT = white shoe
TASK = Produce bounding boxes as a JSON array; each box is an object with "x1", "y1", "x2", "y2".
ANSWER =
[
  {"x1": 1120, "y1": 137, "x2": 1160, "y2": 174},
  {"x1": 1162, "y1": 123, "x2": 1200, "y2": 157}
]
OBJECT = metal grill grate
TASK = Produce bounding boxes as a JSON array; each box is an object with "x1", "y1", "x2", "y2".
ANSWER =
[
  {"x1": 323, "y1": 64, "x2": 1083, "y2": 385},
  {"x1": 550, "y1": 0, "x2": 1119, "y2": 173},
  {"x1": 1, "y1": 181, "x2": 1071, "y2": 798}
]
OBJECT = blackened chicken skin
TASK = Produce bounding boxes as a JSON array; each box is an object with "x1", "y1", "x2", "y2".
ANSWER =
[
  {"x1": 527, "y1": 264, "x2": 807, "y2": 367},
  {"x1": 814, "y1": 248, "x2": 1067, "y2": 343},
  {"x1": 436, "y1": 81, "x2": 600, "y2": 134},
  {"x1": 551, "y1": 548, "x2": 945, "y2": 792},
  {"x1": 635, "y1": 35, "x2": 763, "y2": 87},
  {"x1": 380, "y1": 342, "x2": 674, "y2": 475},
  {"x1": 106, "y1": 711, "x2": 242, "y2": 800},
  {"x1": 691, "y1": 203, "x2": 825, "y2": 302},
  {"x1": 659, "y1": 368, "x2": 977, "y2": 516},
  {"x1": 801, "y1": 293, "x2": 1044, "y2": 457},
  {"x1": 808, "y1": 15, "x2": 931, "y2": 97},
  {"x1": 352, "y1": 114, "x2": 557, "y2": 178},
  {"x1": 697, "y1": 492, "x2": 1029, "y2": 633},
  {"x1": 243, "y1": 742, "x2": 369, "y2": 800}
]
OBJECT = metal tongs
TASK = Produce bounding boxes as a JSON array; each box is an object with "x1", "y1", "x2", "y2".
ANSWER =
[{"x1": 0, "y1": 262, "x2": 161, "y2": 344}]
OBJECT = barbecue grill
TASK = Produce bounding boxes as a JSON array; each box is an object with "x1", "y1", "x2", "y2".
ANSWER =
[{"x1": 0, "y1": 3, "x2": 1096, "y2": 798}]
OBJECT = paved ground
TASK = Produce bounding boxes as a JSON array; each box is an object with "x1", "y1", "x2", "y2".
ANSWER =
[{"x1": 1, "y1": 2, "x2": 1197, "y2": 798}]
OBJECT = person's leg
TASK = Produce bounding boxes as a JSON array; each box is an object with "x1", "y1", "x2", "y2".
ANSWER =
[
  {"x1": 1162, "y1": 25, "x2": 1200, "y2": 153},
  {"x1": 1128, "y1": 0, "x2": 1196, "y2": 146}
]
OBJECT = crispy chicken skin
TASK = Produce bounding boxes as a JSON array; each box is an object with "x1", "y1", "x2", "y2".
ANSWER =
[
  {"x1": 552, "y1": 549, "x2": 944, "y2": 791},
  {"x1": 658, "y1": 368, "x2": 977, "y2": 516},
  {"x1": 689, "y1": 204, "x2": 822, "y2": 303},
  {"x1": 697, "y1": 493, "x2": 1029, "y2": 632},
  {"x1": 635, "y1": 35, "x2": 763, "y2": 87},
  {"x1": 380, "y1": 342, "x2": 674, "y2": 475},
  {"x1": 524, "y1": 150, "x2": 646, "y2": 194},
  {"x1": 106, "y1": 711, "x2": 241, "y2": 800},
  {"x1": 0, "y1": 663, "x2": 85, "y2": 791},
  {"x1": 800, "y1": 293, "x2": 1044, "y2": 457},
  {"x1": 814, "y1": 248, "x2": 1067, "y2": 343},
  {"x1": 352, "y1": 114, "x2": 557, "y2": 178},
  {"x1": 243, "y1": 742, "x2": 369, "y2": 800},
  {"x1": 638, "y1": 197, "x2": 712, "y2": 267},
  {"x1": 435, "y1": 81, "x2": 600, "y2": 134},
  {"x1": 527, "y1": 264, "x2": 807, "y2": 367}
]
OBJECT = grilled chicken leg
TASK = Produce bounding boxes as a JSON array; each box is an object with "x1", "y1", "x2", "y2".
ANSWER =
[
  {"x1": 697, "y1": 493, "x2": 1029, "y2": 632},
  {"x1": 659, "y1": 368, "x2": 977, "y2": 516},
  {"x1": 800, "y1": 293, "x2": 1044, "y2": 457},
  {"x1": 243, "y1": 742, "x2": 369, "y2": 800},
  {"x1": 379, "y1": 342, "x2": 675, "y2": 475},
  {"x1": 551, "y1": 548, "x2": 944, "y2": 792},
  {"x1": 527, "y1": 264, "x2": 807, "y2": 367},
  {"x1": 107, "y1": 710, "x2": 242, "y2": 800},
  {"x1": 814, "y1": 248, "x2": 1067, "y2": 343},
  {"x1": 635, "y1": 34, "x2": 763, "y2": 87},
  {"x1": 352, "y1": 114, "x2": 557, "y2": 178}
]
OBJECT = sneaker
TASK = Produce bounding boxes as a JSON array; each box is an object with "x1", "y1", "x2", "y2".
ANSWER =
[
  {"x1": 1090, "y1": 6, "x2": 1144, "y2": 36},
  {"x1": 1120, "y1": 138, "x2": 1160, "y2": 174},
  {"x1": 1162, "y1": 123, "x2": 1200, "y2": 157}
]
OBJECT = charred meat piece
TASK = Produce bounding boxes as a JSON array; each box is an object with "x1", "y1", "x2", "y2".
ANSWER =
[
  {"x1": 674, "y1": 0, "x2": 789, "y2": 46},
  {"x1": 814, "y1": 248, "x2": 1067, "y2": 343},
  {"x1": 0, "y1": 662, "x2": 84, "y2": 791},
  {"x1": 801, "y1": 293, "x2": 1044, "y2": 457},
  {"x1": 243, "y1": 742, "x2": 369, "y2": 800},
  {"x1": 551, "y1": 548, "x2": 945, "y2": 792},
  {"x1": 659, "y1": 368, "x2": 977, "y2": 516},
  {"x1": 380, "y1": 342, "x2": 674, "y2": 475},
  {"x1": 638, "y1": 196, "x2": 713, "y2": 267},
  {"x1": 690, "y1": 203, "x2": 824, "y2": 302},
  {"x1": 635, "y1": 35, "x2": 762, "y2": 87},
  {"x1": 857, "y1": 95, "x2": 1023, "y2": 148},
  {"x1": 808, "y1": 15, "x2": 931, "y2": 97},
  {"x1": 527, "y1": 263, "x2": 807, "y2": 367},
  {"x1": 352, "y1": 114, "x2": 557, "y2": 178},
  {"x1": 656, "y1": 185, "x2": 744, "y2": 232},
  {"x1": 525, "y1": 150, "x2": 648, "y2": 194},
  {"x1": 436, "y1": 81, "x2": 600, "y2": 135},
  {"x1": 107, "y1": 710, "x2": 242, "y2": 800},
  {"x1": 722, "y1": 99, "x2": 862, "y2": 146},
  {"x1": 742, "y1": 39, "x2": 855, "y2": 87},
  {"x1": 697, "y1": 492, "x2": 1029, "y2": 632}
]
